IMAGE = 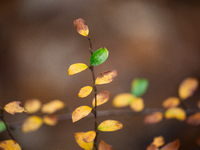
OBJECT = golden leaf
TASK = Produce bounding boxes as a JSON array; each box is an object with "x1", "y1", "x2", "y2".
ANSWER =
[
  {"x1": 165, "y1": 108, "x2": 186, "y2": 121},
  {"x1": 72, "y1": 106, "x2": 92, "y2": 123},
  {"x1": 98, "y1": 120, "x2": 123, "y2": 132},
  {"x1": 41, "y1": 100, "x2": 65, "y2": 114},
  {"x1": 4, "y1": 101, "x2": 26, "y2": 115},
  {"x1": 24, "y1": 99, "x2": 41, "y2": 114},
  {"x1": 112, "y1": 93, "x2": 135, "y2": 107},
  {"x1": 95, "y1": 70, "x2": 117, "y2": 85},
  {"x1": 73, "y1": 18, "x2": 89, "y2": 36},
  {"x1": 152, "y1": 136, "x2": 165, "y2": 147},
  {"x1": 0, "y1": 140, "x2": 21, "y2": 150},
  {"x1": 22, "y1": 116, "x2": 43, "y2": 133},
  {"x1": 98, "y1": 140, "x2": 114, "y2": 150},
  {"x1": 75, "y1": 132, "x2": 93, "y2": 150},
  {"x1": 78, "y1": 86, "x2": 93, "y2": 98},
  {"x1": 130, "y1": 97, "x2": 144, "y2": 112},
  {"x1": 160, "y1": 139, "x2": 180, "y2": 150},
  {"x1": 92, "y1": 91, "x2": 110, "y2": 107},
  {"x1": 144, "y1": 112, "x2": 163, "y2": 124},
  {"x1": 43, "y1": 115, "x2": 58, "y2": 126},
  {"x1": 68, "y1": 63, "x2": 88, "y2": 76},
  {"x1": 187, "y1": 112, "x2": 200, "y2": 126},
  {"x1": 82, "y1": 131, "x2": 96, "y2": 143},
  {"x1": 162, "y1": 97, "x2": 180, "y2": 108}
]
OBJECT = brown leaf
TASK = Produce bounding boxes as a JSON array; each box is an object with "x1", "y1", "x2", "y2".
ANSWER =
[
  {"x1": 162, "y1": 97, "x2": 180, "y2": 108},
  {"x1": 73, "y1": 18, "x2": 89, "y2": 36},
  {"x1": 4, "y1": 101, "x2": 26, "y2": 115},
  {"x1": 187, "y1": 113, "x2": 200, "y2": 126},
  {"x1": 95, "y1": 70, "x2": 117, "y2": 85},
  {"x1": 43, "y1": 115, "x2": 58, "y2": 126},
  {"x1": 144, "y1": 112, "x2": 163, "y2": 124},
  {"x1": 196, "y1": 137, "x2": 200, "y2": 146},
  {"x1": 160, "y1": 139, "x2": 180, "y2": 150},
  {"x1": 197, "y1": 100, "x2": 200, "y2": 109},
  {"x1": 146, "y1": 144, "x2": 158, "y2": 150},
  {"x1": 98, "y1": 140, "x2": 114, "y2": 150},
  {"x1": 92, "y1": 91, "x2": 110, "y2": 107}
]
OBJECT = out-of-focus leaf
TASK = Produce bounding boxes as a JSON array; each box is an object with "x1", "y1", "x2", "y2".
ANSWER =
[
  {"x1": 92, "y1": 91, "x2": 110, "y2": 107},
  {"x1": 112, "y1": 93, "x2": 135, "y2": 107},
  {"x1": 95, "y1": 70, "x2": 117, "y2": 85},
  {"x1": 197, "y1": 101, "x2": 200, "y2": 109},
  {"x1": 130, "y1": 97, "x2": 144, "y2": 112},
  {"x1": 152, "y1": 136, "x2": 165, "y2": 147},
  {"x1": 82, "y1": 131, "x2": 96, "y2": 143},
  {"x1": 98, "y1": 140, "x2": 114, "y2": 150},
  {"x1": 146, "y1": 144, "x2": 158, "y2": 150},
  {"x1": 22, "y1": 116, "x2": 43, "y2": 133},
  {"x1": 68, "y1": 63, "x2": 88, "y2": 76},
  {"x1": 43, "y1": 115, "x2": 58, "y2": 126},
  {"x1": 41, "y1": 100, "x2": 65, "y2": 114},
  {"x1": 98, "y1": 120, "x2": 123, "y2": 132},
  {"x1": 0, "y1": 121, "x2": 6, "y2": 133},
  {"x1": 178, "y1": 77, "x2": 198, "y2": 100},
  {"x1": 144, "y1": 112, "x2": 163, "y2": 124},
  {"x1": 196, "y1": 137, "x2": 200, "y2": 146},
  {"x1": 78, "y1": 86, "x2": 93, "y2": 98},
  {"x1": 162, "y1": 97, "x2": 180, "y2": 108},
  {"x1": 165, "y1": 108, "x2": 186, "y2": 121},
  {"x1": 0, "y1": 140, "x2": 21, "y2": 150},
  {"x1": 73, "y1": 18, "x2": 89, "y2": 36},
  {"x1": 72, "y1": 106, "x2": 92, "y2": 123},
  {"x1": 75, "y1": 132, "x2": 93, "y2": 150},
  {"x1": 131, "y1": 78, "x2": 148, "y2": 97},
  {"x1": 24, "y1": 99, "x2": 41, "y2": 114},
  {"x1": 90, "y1": 48, "x2": 109, "y2": 66},
  {"x1": 160, "y1": 139, "x2": 180, "y2": 150},
  {"x1": 187, "y1": 113, "x2": 200, "y2": 126},
  {"x1": 4, "y1": 101, "x2": 26, "y2": 115}
]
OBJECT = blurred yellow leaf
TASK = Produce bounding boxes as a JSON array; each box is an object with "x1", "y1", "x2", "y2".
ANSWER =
[
  {"x1": 187, "y1": 112, "x2": 200, "y2": 126},
  {"x1": 146, "y1": 144, "x2": 158, "y2": 150},
  {"x1": 4, "y1": 101, "x2": 26, "y2": 115},
  {"x1": 152, "y1": 136, "x2": 165, "y2": 147},
  {"x1": 22, "y1": 116, "x2": 43, "y2": 133},
  {"x1": 165, "y1": 108, "x2": 186, "y2": 121},
  {"x1": 144, "y1": 112, "x2": 163, "y2": 124},
  {"x1": 130, "y1": 97, "x2": 144, "y2": 112},
  {"x1": 43, "y1": 115, "x2": 58, "y2": 126},
  {"x1": 68, "y1": 63, "x2": 88, "y2": 76},
  {"x1": 160, "y1": 139, "x2": 180, "y2": 150},
  {"x1": 74, "y1": 18, "x2": 89, "y2": 36},
  {"x1": 75, "y1": 132, "x2": 93, "y2": 150},
  {"x1": 95, "y1": 70, "x2": 117, "y2": 85},
  {"x1": 41, "y1": 100, "x2": 65, "y2": 114},
  {"x1": 0, "y1": 140, "x2": 21, "y2": 150},
  {"x1": 178, "y1": 77, "x2": 198, "y2": 100},
  {"x1": 78, "y1": 86, "x2": 93, "y2": 98},
  {"x1": 72, "y1": 106, "x2": 92, "y2": 122},
  {"x1": 98, "y1": 140, "x2": 113, "y2": 150},
  {"x1": 98, "y1": 120, "x2": 123, "y2": 132},
  {"x1": 92, "y1": 91, "x2": 110, "y2": 107},
  {"x1": 24, "y1": 99, "x2": 41, "y2": 114},
  {"x1": 82, "y1": 131, "x2": 96, "y2": 143},
  {"x1": 112, "y1": 93, "x2": 135, "y2": 107},
  {"x1": 162, "y1": 97, "x2": 180, "y2": 108}
]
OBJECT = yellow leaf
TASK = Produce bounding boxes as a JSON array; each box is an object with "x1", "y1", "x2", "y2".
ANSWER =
[
  {"x1": 22, "y1": 116, "x2": 43, "y2": 133},
  {"x1": 178, "y1": 77, "x2": 198, "y2": 100},
  {"x1": 82, "y1": 131, "x2": 96, "y2": 143},
  {"x1": 98, "y1": 120, "x2": 123, "y2": 132},
  {"x1": 24, "y1": 99, "x2": 41, "y2": 114},
  {"x1": 41, "y1": 100, "x2": 65, "y2": 114},
  {"x1": 0, "y1": 140, "x2": 21, "y2": 150},
  {"x1": 4, "y1": 101, "x2": 26, "y2": 115},
  {"x1": 73, "y1": 18, "x2": 89, "y2": 36},
  {"x1": 78, "y1": 86, "x2": 93, "y2": 98},
  {"x1": 72, "y1": 106, "x2": 92, "y2": 123},
  {"x1": 187, "y1": 112, "x2": 200, "y2": 126},
  {"x1": 165, "y1": 108, "x2": 186, "y2": 121},
  {"x1": 160, "y1": 139, "x2": 180, "y2": 150},
  {"x1": 95, "y1": 70, "x2": 117, "y2": 85},
  {"x1": 112, "y1": 93, "x2": 135, "y2": 107},
  {"x1": 68, "y1": 63, "x2": 88, "y2": 76},
  {"x1": 162, "y1": 97, "x2": 180, "y2": 108},
  {"x1": 98, "y1": 140, "x2": 114, "y2": 150},
  {"x1": 144, "y1": 112, "x2": 163, "y2": 124},
  {"x1": 130, "y1": 97, "x2": 144, "y2": 112},
  {"x1": 92, "y1": 91, "x2": 110, "y2": 107},
  {"x1": 152, "y1": 136, "x2": 165, "y2": 147},
  {"x1": 43, "y1": 115, "x2": 58, "y2": 126},
  {"x1": 75, "y1": 132, "x2": 93, "y2": 150}
]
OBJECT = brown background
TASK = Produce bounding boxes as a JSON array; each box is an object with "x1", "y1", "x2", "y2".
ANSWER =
[{"x1": 1, "y1": 0, "x2": 200, "y2": 149}]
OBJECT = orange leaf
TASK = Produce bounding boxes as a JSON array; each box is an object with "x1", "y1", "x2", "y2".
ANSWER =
[
  {"x1": 146, "y1": 144, "x2": 159, "y2": 150},
  {"x1": 95, "y1": 70, "x2": 117, "y2": 85},
  {"x1": 162, "y1": 97, "x2": 180, "y2": 108},
  {"x1": 72, "y1": 106, "x2": 92, "y2": 123},
  {"x1": 68, "y1": 63, "x2": 88, "y2": 75},
  {"x1": 78, "y1": 86, "x2": 93, "y2": 98},
  {"x1": 98, "y1": 120, "x2": 123, "y2": 132},
  {"x1": 178, "y1": 77, "x2": 198, "y2": 100},
  {"x1": 73, "y1": 18, "x2": 89, "y2": 36},
  {"x1": 92, "y1": 91, "x2": 110, "y2": 107},
  {"x1": 144, "y1": 112, "x2": 163, "y2": 124},
  {"x1": 152, "y1": 136, "x2": 165, "y2": 147},
  {"x1": 187, "y1": 112, "x2": 200, "y2": 126},
  {"x1": 165, "y1": 108, "x2": 186, "y2": 121},
  {"x1": 160, "y1": 139, "x2": 180, "y2": 150},
  {"x1": 75, "y1": 132, "x2": 93, "y2": 150},
  {"x1": 112, "y1": 93, "x2": 135, "y2": 107},
  {"x1": 43, "y1": 115, "x2": 58, "y2": 126},
  {"x1": 98, "y1": 140, "x2": 114, "y2": 150},
  {"x1": 41, "y1": 100, "x2": 65, "y2": 114},
  {"x1": 24, "y1": 99, "x2": 41, "y2": 114},
  {"x1": 22, "y1": 116, "x2": 43, "y2": 133},
  {"x1": 4, "y1": 101, "x2": 26, "y2": 115},
  {"x1": 130, "y1": 97, "x2": 144, "y2": 112},
  {"x1": 82, "y1": 131, "x2": 96, "y2": 143},
  {"x1": 0, "y1": 140, "x2": 21, "y2": 150}
]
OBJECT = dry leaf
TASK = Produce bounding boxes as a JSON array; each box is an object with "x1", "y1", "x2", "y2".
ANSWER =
[
  {"x1": 41, "y1": 100, "x2": 65, "y2": 114},
  {"x1": 22, "y1": 116, "x2": 43, "y2": 133},
  {"x1": 0, "y1": 140, "x2": 21, "y2": 150},
  {"x1": 152, "y1": 136, "x2": 165, "y2": 147},
  {"x1": 75, "y1": 132, "x2": 93, "y2": 150},
  {"x1": 112, "y1": 93, "x2": 135, "y2": 107},
  {"x1": 187, "y1": 113, "x2": 200, "y2": 126},
  {"x1": 82, "y1": 131, "x2": 96, "y2": 143},
  {"x1": 146, "y1": 144, "x2": 159, "y2": 150},
  {"x1": 162, "y1": 97, "x2": 180, "y2": 108},
  {"x1": 95, "y1": 70, "x2": 117, "y2": 85},
  {"x1": 72, "y1": 106, "x2": 92, "y2": 122},
  {"x1": 99, "y1": 140, "x2": 114, "y2": 150},
  {"x1": 98, "y1": 120, "x2": 123, "y2": 132},
  {"x1": 92, "y1": 91, "x2": 110, "y2": 107},
  {"x1": 144, "y1": 112, "x2": 163, "y2": 124},
  {"x1": 4, "y1": 101, "x2": 26, "y2": 115},
  {"x1": 165, "y1": 107, "x2": 186, "y2": 121},
  {"x1": 160, "y1": 139, "x2": 180, "y2": 150},
  {"x1": 68, "y1": 63, "x2": 88, "y2": 76},
  {"x1": 73, "y1": 18, "x2": 89, "y2": 36},
  {"x1": 43, "y1": 115, "x2": 58, "y2": 126},
  {"x1": 24, "y1": 99, "x2": 41, "y2": 114},
  {"x1": 78, "y1": 86, "x2": 93, "y2": 98},
  {"x1": 130, "y1": 97, "x2": 144, "y2": 112}
]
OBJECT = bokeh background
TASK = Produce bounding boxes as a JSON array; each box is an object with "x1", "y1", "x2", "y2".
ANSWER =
[{"x1": 1, "y1": 0, "x2": 200, "y2": 149}]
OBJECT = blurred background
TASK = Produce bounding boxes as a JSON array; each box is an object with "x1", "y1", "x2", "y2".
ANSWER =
[{"x1": 1, "y1": 0, "x2": 200, "y2": 149}]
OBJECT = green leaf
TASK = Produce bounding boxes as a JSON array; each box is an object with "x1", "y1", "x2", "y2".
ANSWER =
[
  {"x1": 90, "y1": 48, "x2": 109, "y2": 66},
  {"x1": 131, "y1": 78, "x2": 148, "y2": 97},
  {"x1": 0, "y1": 121, "x2": 6, "y2": 133}
]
